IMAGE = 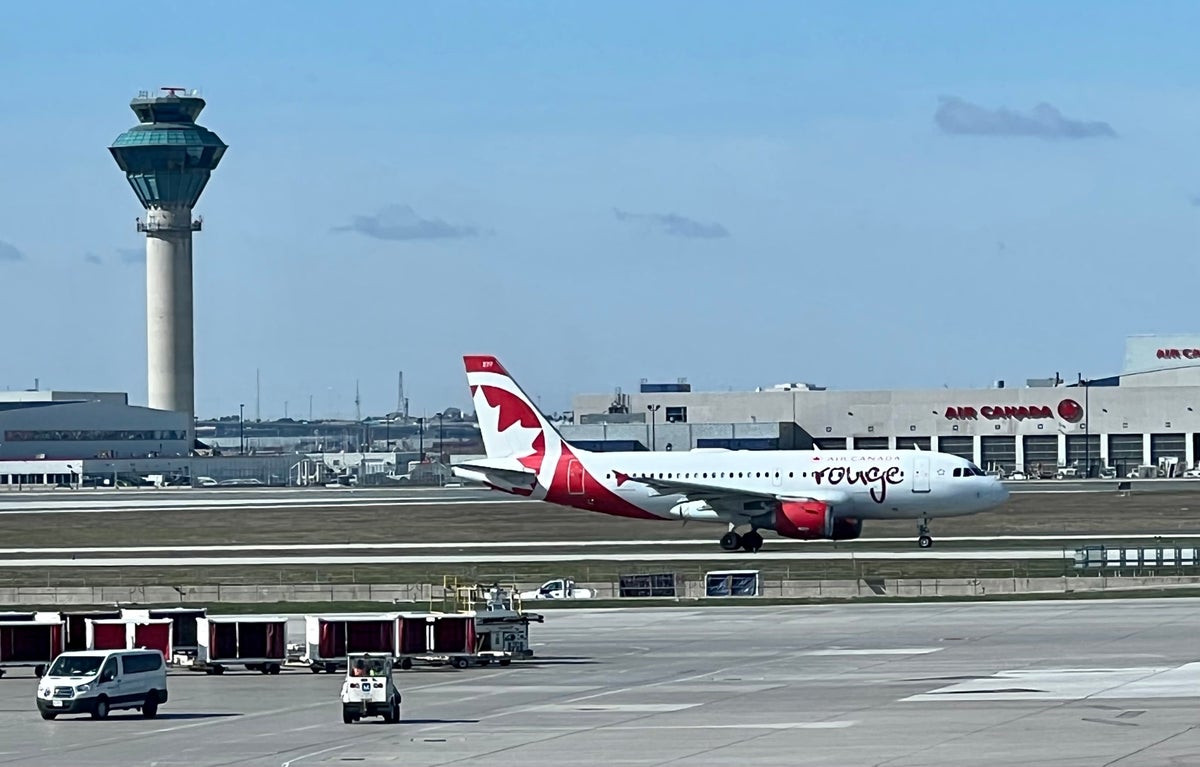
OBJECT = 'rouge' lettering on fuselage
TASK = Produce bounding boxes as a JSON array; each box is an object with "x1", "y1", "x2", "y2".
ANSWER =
[{"x1": 812, "y1": 465, "x2": 905, "y2": 503}]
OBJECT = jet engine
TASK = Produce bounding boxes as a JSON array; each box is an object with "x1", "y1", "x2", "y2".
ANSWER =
[{"x1": 767, "y1": 500, "x2": 835, "y2": 540}]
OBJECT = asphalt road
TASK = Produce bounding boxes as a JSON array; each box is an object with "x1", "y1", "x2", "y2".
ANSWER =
[{"x1": 2, "y1": 599, "x2": 1200, "y2": 765}]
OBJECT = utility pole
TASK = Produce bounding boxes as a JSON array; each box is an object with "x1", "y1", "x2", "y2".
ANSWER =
[
  {"x1": 647, "y1": 404, "x2": 661, "y2": 451},
  {"x1": 239, "y1": 403, "x2": 245, "y2": 455},
  {"x1": 308, "y1": 394, "x2": 313, "y2": 421},
  {"x1": 255, "y1": 368, "x2": 260, "y2": 422},
  {"x1": 354, "y1": 379, "x2": 361, "y2": 423},
  {"x1": 1079, "y1": 372, "x2": 1091, "y2": 479}
]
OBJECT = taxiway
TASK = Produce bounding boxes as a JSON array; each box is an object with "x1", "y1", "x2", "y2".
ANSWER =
[{"x1": 1, "y1": 599, "x2": 1199, "y2": 765}]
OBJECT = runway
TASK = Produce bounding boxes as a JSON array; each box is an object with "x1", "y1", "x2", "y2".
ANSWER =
[
  {"x1": 3, "y1": 598, "x2": 1200, "y2": 765},
  {"x1": 0, "y1": 477, "x2": 1195, "y2": 515}
]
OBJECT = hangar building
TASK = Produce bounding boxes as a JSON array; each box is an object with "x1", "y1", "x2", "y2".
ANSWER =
[
  {"x1": 0, "y1": 391, "x2": 188, "y2": 461},
  {"x1": 563, "y1": 335, "x2": 1200, "y2": 478}
]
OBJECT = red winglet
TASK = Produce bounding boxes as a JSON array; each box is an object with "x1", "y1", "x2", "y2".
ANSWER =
[{"x1": 464, "y1": 355, "x2": 510, "y2": 376}]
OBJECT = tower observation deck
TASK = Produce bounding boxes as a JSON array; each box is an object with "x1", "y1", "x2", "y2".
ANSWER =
[{"x1": 109, "y1": 87, "x2": 227, "y2": 445}]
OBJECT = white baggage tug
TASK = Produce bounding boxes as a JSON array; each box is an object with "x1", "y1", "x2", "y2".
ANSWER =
[{"x1": 339, "y1": 654, "x2": 402, "y2": 724}]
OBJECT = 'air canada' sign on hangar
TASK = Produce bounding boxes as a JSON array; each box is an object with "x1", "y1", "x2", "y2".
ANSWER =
[{"x1": 944, "y1": 399, "x2": 1084, "y2": 422}]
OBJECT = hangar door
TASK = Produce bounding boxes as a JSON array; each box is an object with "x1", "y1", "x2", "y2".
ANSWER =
[
  {"x1": 980, "y1": 437, "x2": 1016, "y2": 473},
  {"x1": 1022, "y1": 435, "x2": 1058, "y2": 474},
  {"x1": 1108, "y1": 434, "x2": 1144, "y2": 476},
  {"x1": 938, "y1": 436, "x2": 974, "y2": 461},
  {"x1": 1150, "y1": 434, "x2": 1186, "y2": 465}
]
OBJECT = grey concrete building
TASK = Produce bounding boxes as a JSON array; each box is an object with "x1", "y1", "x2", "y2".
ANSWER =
[
  {"x1": 565, "y1": 335, "x2": 1200, "y2": 478},
  {"x1": 0, "y1": 391, "x2": 188, "y2": 461}
]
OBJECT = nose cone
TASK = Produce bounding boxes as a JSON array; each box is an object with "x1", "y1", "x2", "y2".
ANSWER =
[{"x1": 990, "y1": 478, "x2": 1010, "y2": 505}]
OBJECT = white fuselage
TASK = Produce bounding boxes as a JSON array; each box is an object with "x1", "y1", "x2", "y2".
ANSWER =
[{"x1": 569, "y1": 448, "x2": 1008, "y2": 524}]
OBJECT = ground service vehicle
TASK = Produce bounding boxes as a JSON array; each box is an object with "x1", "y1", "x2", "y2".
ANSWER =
[
  {"x1": 340, "y1": 654, "x2": 402, "y2": 724},
  {"x1": 36, "y1": 649, "x2": 167, "y2": 720},
  {"x1": 519, "y1": 578, "x2": 594, "y2": 600}
]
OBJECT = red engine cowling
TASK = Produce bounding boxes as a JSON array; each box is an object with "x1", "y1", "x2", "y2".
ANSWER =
[{"x1": 771, "y1": 500, "x2": 835, "y2": 540}]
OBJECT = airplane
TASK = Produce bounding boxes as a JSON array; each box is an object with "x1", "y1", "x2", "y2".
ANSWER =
[{"x1": 451, "y1": 355, "x2": 1011, "y2": 551}]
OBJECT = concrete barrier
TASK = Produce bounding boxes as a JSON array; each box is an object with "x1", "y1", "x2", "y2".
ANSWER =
[{"x1": 3, "y1": 575, "x2": 1200, "y2": 607}]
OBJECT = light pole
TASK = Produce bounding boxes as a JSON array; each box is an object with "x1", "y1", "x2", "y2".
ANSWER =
[
  {"x1": 238, "y1": 403, "x2": 245, "y2": 455},
  {"x1": 1078, "y1": 372, "x2": 1090, "y2": 479},
  {"x1": 647, "y1": 404, "x2": 661, "y2": 451},
  {"x1": 437, "y1": 412, "x2": 445, "y2": 458}
]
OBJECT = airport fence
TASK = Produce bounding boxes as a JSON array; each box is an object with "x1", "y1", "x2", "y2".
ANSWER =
[{"x1": 6, "y1": 555, "x2": 1200, "y2": 592}]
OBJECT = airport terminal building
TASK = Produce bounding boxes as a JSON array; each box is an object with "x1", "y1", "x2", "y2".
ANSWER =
[{"x1": 563, "y1": 335, "x2": 1200, "y2": 478}]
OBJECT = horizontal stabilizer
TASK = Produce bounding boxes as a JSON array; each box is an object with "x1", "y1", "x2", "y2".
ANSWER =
[{"x1": 451, "y1": 458, "x2": 537, "y2": 491}]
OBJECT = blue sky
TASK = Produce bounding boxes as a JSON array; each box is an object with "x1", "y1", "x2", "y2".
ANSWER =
[{"x1": 3, "y1": 1, "x2": 1200, "y2": 419}]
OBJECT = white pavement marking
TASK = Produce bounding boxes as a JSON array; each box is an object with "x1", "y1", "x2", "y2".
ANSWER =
[
  {"x1": 901, "y1": 662, "x2": 1200, "y2": 702},
  {"x1": 609, "y1": 722, "x2": 857, "y2": 730},
  {"x1": 0, "y1": 532, "x2": 1190, "y2": 557},
  {"x1": 802, "y1": 648, "x2": 944, "y2": 656},
  {"x1": 0, "y1": 497, "x2": 513, "y2": 515},
  {"x1": 280, "y1": 744, "x2": 351, "y2": 767},
  {"x1": 529, "y1": 703, "x2": 699, "y2": 713},
  {"x1": 0, "y1": 549, "x2": 1068, "y2": 567}
]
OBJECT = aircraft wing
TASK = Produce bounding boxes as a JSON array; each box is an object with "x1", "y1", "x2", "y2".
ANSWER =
[{"x1": 612, "y1": 471, "x2": 849, "y2": 513}]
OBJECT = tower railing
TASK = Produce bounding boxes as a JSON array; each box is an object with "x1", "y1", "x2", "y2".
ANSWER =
[{"x1": 136, "y1": 216, "x2": 203, "y2": 233}]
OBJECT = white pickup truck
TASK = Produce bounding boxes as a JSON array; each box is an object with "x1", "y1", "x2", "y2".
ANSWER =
[{"x1": 519, "y1": 579, "x2": 594, "y2": 600}]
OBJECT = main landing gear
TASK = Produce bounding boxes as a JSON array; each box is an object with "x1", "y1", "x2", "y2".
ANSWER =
[
  {"x1": 719, "y1": 529, "x2": 763, "y2": 553},
  {"x1": 918, "y1": 518, "x2": 933, "y2": 549}
]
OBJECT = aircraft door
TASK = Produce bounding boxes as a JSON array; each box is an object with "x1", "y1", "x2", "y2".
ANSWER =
[
  {"x1": 913, "y1": 455, "x2": 931, "y2": 493},
  {"x1": 567, "y1": 460, "x2": 585, "y2": 495}
]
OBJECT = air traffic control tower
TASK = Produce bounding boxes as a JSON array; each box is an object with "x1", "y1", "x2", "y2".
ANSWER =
[{"x1": 109, "y1": 88, "x2": 227, "y2": 445}]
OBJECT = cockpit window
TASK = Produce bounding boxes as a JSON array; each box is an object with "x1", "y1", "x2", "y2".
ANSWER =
[{"x1": 965, "y1": 463, "x2": 985, "y2": 476}]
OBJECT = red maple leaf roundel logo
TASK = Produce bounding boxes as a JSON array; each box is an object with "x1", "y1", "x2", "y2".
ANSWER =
[{"x1": 1057, "y1": 399, "x2": 1084, "y2": 423}]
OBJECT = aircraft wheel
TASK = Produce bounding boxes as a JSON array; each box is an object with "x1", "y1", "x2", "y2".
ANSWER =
[
  {"x1": 918, "y1": 535, "x2": 933, "y2": 549},
  {"x1": 740, "y1": 531, "x2": 763, "y2": 553},
  {"x1": 719, "y1": 531, "x2": 742, "y2": 552}
]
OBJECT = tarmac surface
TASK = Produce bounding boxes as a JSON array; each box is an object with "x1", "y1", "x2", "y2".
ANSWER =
[{"x1": 2, "y1": 599, "x2": 1200, "y2": 765}]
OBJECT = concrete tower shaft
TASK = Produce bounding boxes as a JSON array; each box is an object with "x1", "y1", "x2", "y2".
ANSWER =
[{"x1": 109, "y1": 88, "x2": 226, "y2": 443}]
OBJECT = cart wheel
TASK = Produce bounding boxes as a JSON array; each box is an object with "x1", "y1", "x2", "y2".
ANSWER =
[
  {"x1": 268, "y1": 664, "x2": 281, "y2": 675},
  {"x1": 400, "y1": 658, "x2": 412, "y2": 671},
  {"x1": 499, "y1": 659, "x2": 511, "y2": 667},
  {"x1": 453, "y1": 657, "x2": 469, "y2": 670},
  {"x1": 343, "y1": 710, "x2": 354, "y2": 725},
  {"x1": 310, "y1": 665, "x2": 322, "y2": 674}
]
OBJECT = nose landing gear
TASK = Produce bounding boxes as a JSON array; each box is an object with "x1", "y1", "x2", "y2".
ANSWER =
[{"x1": 917, "y1": 518, "x2": 933, "y2": 549}]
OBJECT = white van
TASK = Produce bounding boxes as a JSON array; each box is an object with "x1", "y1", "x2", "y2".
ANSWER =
[{"x1": 36, "y1": 649, "x2": 168, "y2": 720}]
